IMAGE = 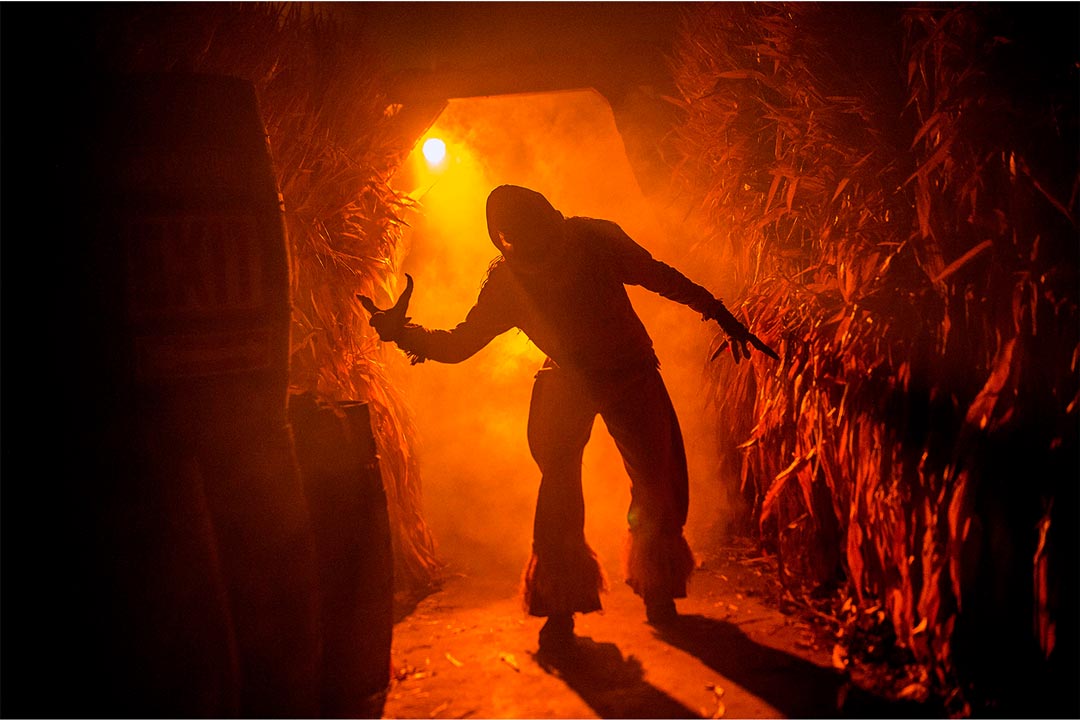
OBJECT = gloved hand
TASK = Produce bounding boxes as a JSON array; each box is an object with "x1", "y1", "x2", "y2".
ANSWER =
[
  {"x1": 706, "y1": 300, "x2": 755, "y2": 364},
  {"x1": 356, "y1": 274, "x2": 414, "y2": 343}
]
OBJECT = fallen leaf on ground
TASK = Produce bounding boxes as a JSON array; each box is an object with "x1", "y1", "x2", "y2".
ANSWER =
[
  {"x1": 499, "y1": 652, "x2": 520, "y2": 672},
  {"x1": 897, "y1": 683, "x2": 929, "y2": 702},
  {"x1": 832, "y1": 643, "x2": 849, "y2": 670}
]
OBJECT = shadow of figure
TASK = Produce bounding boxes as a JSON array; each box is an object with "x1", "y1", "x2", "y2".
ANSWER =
[
  {"x1": 532, "y1": 636, "x2": 702, "y2": 719},
  {"x1": 654, "y1": 614, "x2": 940, "y2": 718}
]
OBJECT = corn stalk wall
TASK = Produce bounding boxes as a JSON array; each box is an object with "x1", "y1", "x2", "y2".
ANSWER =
[{"x1": 667, "y1": 3, "x2": 1078, "y2": 713}]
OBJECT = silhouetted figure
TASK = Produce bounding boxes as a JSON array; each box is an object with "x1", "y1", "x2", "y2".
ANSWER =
[{"x1": 359, "y1": 185, "x2": 769, "y2": 647}]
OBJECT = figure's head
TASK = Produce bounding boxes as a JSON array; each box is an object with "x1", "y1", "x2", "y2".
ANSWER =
[{"x1": 486, "y1": 185, "x2": 565, "y2": 270}]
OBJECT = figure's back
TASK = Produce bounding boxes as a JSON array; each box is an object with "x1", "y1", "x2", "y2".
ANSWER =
[{"x1": 496, "y1": 217, "x2": 659, "y2": 375}]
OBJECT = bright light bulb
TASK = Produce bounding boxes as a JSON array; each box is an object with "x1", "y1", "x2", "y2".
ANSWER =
[{"x1": 422, "y1": 137, "x2": 447, "y2": 166}]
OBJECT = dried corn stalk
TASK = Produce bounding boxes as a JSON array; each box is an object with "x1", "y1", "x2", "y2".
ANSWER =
[{"x1": 668, "y1": 2, "x2": 1077, "y2": 712}]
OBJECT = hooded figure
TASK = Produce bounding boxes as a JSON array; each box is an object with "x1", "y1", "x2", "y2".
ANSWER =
[{"x1": 362, "y1": 185, "x2": 761, "y2": 647}]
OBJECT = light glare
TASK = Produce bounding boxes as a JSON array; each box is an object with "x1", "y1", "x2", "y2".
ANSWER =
[{"x1": 422, "y1": 137, "x2": 447, "y2": 166}]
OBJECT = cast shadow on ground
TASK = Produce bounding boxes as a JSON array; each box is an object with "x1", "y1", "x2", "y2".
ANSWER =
[
  {"x1": 653, "y1": 614, "x2": 941, "y2": 718},
  {"x1": 531, "y1": 636, "x2": 702, "y2": 719}
]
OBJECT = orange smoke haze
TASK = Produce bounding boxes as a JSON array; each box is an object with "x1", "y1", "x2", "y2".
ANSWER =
[{"x1": 389, "y1": 90, "x2": 732, "y2": 588}]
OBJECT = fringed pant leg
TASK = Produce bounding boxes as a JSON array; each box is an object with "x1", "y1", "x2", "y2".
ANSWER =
[
  {"x1": 601, "y1": 366, "x2": 695, "y2": 601},
  {"x1": 522, "y1": 364, "x2": 606, "y2": 617}
]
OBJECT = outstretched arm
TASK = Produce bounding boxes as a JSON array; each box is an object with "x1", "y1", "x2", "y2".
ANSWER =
[
  {"x1": 593, "y1": 220, "x2": 773, "y2": 363},
  {"x1": 633, "y1": 258, "x2": 762, "y2": 363},
  {"x1": 358, "y1": 273, "x2": 514, "y2": 365}
]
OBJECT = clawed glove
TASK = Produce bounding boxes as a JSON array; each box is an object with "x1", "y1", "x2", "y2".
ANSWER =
[
  {"x1": 356, "y1": 274, "x2": 414, "y2": 343},
  {"x1": 706, "y1": 300, "x2": 755, "y2": 364}
]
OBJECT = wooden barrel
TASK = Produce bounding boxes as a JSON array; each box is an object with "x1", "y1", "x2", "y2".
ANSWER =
[
  {"x1": 45, "y1": 72, "x2": 321, "y2": 718},
  {"x1": 89, "y1": 71, "x2": 291, "y2": 401},
  {"x1": 289, "y1": 394, "x2": 395, "y2": 718}
]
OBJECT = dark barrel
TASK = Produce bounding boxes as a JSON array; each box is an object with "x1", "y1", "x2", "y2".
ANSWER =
[
  {"x1": 9, "y1": 72, "x2": 321, "y2": 717},
  {"x1": 289, "y1": 394, "x2": 395, "y2": 719},
  {"x1": 90, "y1": 71, "x2": 291, "y2": 398}
]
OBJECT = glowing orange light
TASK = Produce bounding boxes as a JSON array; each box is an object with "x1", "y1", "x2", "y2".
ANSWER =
[{"x1": 422, "y1": 137, "x2": 447, "y2": 166}]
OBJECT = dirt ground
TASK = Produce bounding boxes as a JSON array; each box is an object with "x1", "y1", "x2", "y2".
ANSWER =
[{"x1": 383, "y1": 544, "x2": 935, "y2": 719}]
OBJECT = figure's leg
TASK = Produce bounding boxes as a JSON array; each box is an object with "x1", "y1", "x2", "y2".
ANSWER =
[
  {"x1": 524, "y1": 364, "x2": 605, "y2": 631},
  {"x1": 600, "y1": 367, "x2": 694, "y2": 623}
]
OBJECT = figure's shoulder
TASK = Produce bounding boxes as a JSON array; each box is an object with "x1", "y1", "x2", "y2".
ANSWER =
[
  {"x1": 565, "y1": 215, "x2": 627, "y2": 240},
  {"x1": 565, "y1": 216, "x2": 644, "y2": 259},
  {"x1": 480, "y1": 256, "x2": 513, "y2": 292}
]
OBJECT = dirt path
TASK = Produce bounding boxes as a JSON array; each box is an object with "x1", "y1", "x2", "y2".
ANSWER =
[{"x1": 383, "y1": 546, "x2": 923, "y2": 719}]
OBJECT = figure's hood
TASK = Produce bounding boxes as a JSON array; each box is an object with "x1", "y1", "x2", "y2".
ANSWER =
[{"x1": 486, "y1": 185, "x2": 565, "y2": 266}]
